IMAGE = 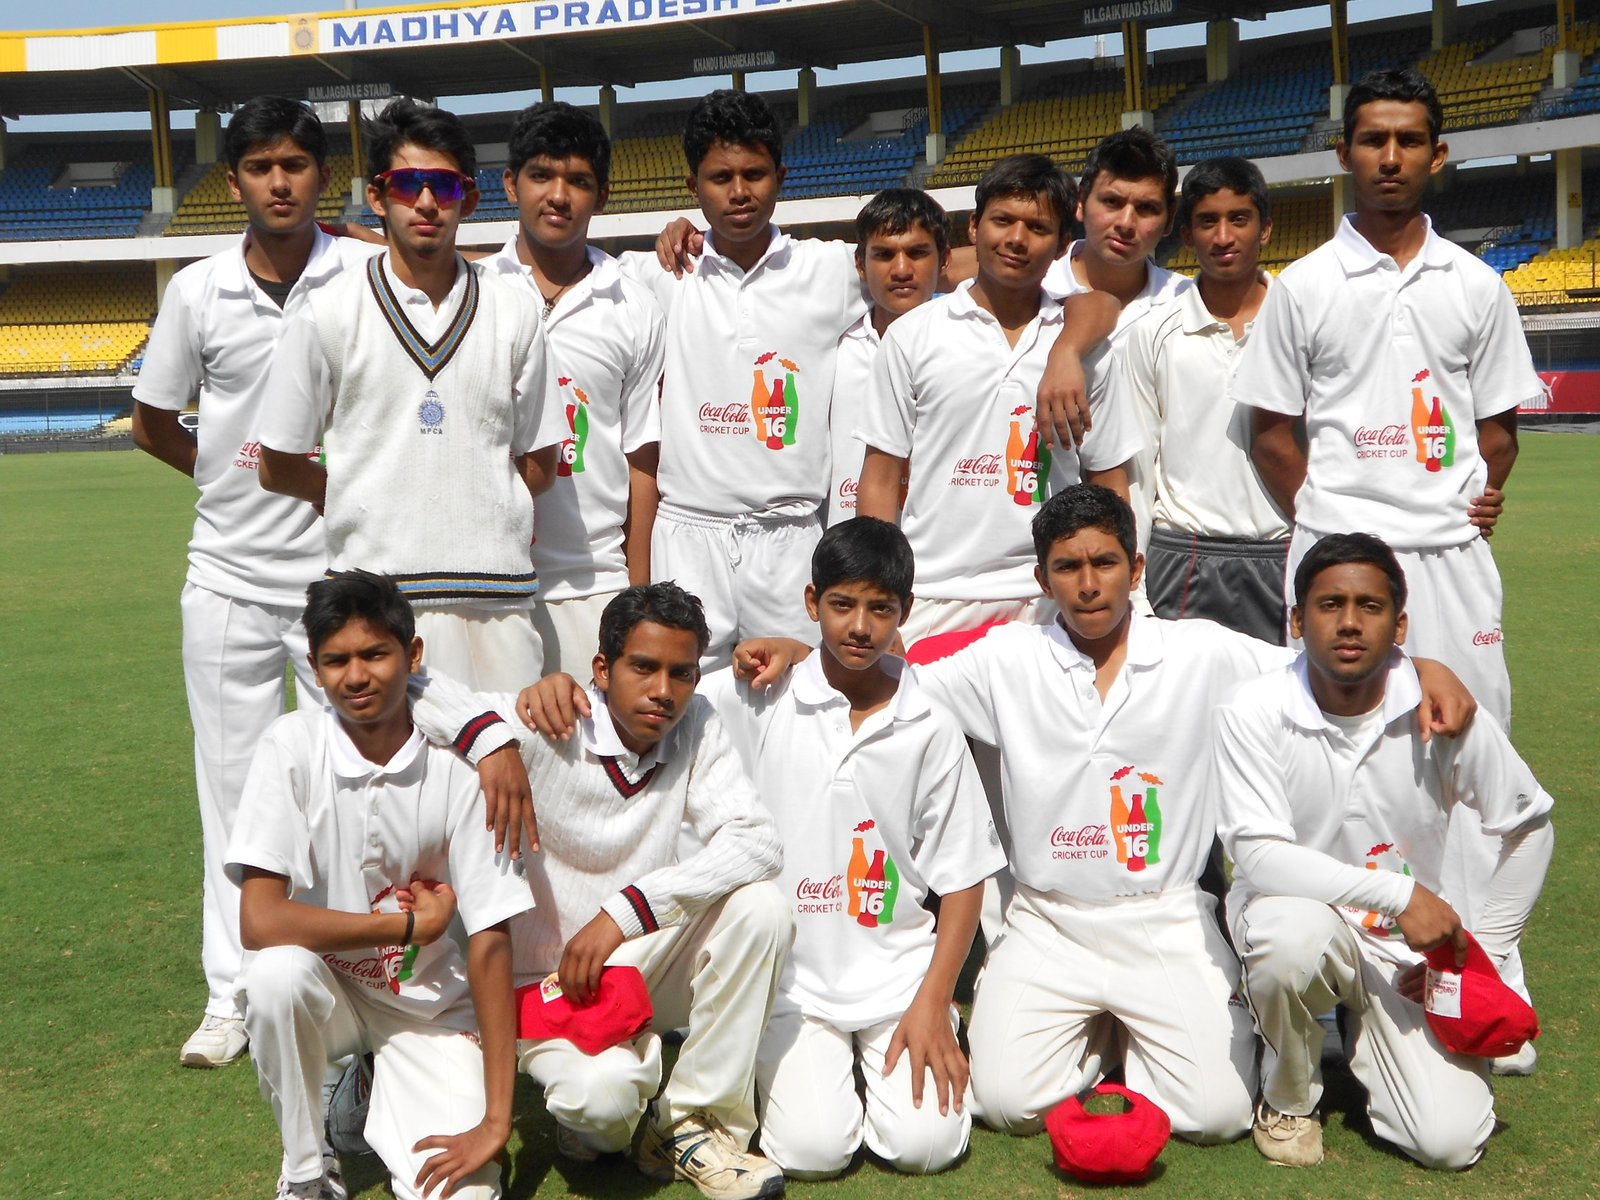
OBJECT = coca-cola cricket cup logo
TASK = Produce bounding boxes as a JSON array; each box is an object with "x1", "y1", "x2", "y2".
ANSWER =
[
  {"x1": 1354, "y1": 367, "x2": 1456, "y2": 468},
  {"x1": 748, "y1": 350, "x2": 801, "y2": 450},
  {"x1": 845, "y1": 819, "x2": 900, "y2": 928},
  {"x1": 1109, "y1": 765, "x2": 1164, "y2": 872},
  {"x1": 948, "y1": 405, "x2": 1051, "y2": 501},
  {"x1": 556, "y1": 375, "x2": 591, "y2": 477},
  {"x1": 321, "y1": 883, "x2": 419, "y2": 995},
  {"x1": 1341, "y1": 842, "x2": 1412, "y2": 937}
]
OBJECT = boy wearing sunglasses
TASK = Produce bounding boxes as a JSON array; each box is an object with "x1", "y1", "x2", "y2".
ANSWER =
[{"x1": 262, "y1": 99, "x2": 564, "y2": 693}]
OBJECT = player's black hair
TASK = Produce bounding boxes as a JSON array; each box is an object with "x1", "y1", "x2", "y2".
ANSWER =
[
  {"x1": 224, "y1": 95, "x2": 327, "y2": 170},
  {"x1": 854, "y1": 188, "x2": 951, "y2": 263},
  {"x1": 1343, "y1": 68, "x2": 1444, "y2": 146},
  {"x1": 365, "y1": 97, "x2": 476, "y2": 181},
  {"x1": 1178, "y1": 155, "x2": 1270, "y2": 228},
  {"x1": 303, "y1": 570, "x2": 416, "y2": 658},
  {"x1": 1032, "y1": 484, "x2": 1137, "y2": 567},
  {"x1": 811, "y1": 517, "x2": 915, "y2": 610},
  {"x1": 973, "y1": 154, "x2": 1076, "y2": 234},
  {"x1": 1080, "y1": 126, "x2": 1178, "y2": 216},
  {"x1": 598, "y1": 582, "x2": 711, "y2": 663},
  {"x1": 1293, "y1": 532, "x2": 1409, "y2": 612},
  {"x1": 683, "y1": 89, "x2": 783, "y2": 174},
  {"x1": 506, "y1": 100, "x2": 611, "y2": 191}
]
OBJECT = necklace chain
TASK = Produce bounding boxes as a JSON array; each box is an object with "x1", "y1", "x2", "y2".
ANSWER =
[{"x1": 539, "y1": 261, "x2": 591, "y2": 320}]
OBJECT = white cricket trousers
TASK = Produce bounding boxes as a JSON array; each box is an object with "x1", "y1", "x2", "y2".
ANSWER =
[
  {"x1": 517, "y1": 882, "x2": 794, "y2": 1154},
  {"x1": 1232, "y1": 895, "x2": 1494, "y2": 1170},
  {"x1": 756, "y1": 1009, "x2": 970, "y2": 1178},
  {"x1": 967, "y1": 884, "x2": 1256, "y2": 1144},
  {"x1": 531, "y1": 590, "x2": 620, "y2": 681},
  {"x1": 413, "y1": 605, "x2": 544, "y2": 694},
  {"x1": 237, "y1": 945, "x2": 500, "y2": 1198},
  {"x1": 182, "y1": 583, "x2": 322, "y2": 1020},
  {"x1": 1287, "y1": 529, "x2": 1526, "y2": 1000},
  {"x1": 650, "y1": 504, "x2": 821, "y2": 669}
]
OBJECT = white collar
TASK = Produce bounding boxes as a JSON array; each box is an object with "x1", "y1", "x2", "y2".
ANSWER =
[
  {"x1": 1282, "y1": 648, "x2": 1421, "y2": 733},
  {"x1": 700, "y1": 223, "x2": 791, "y2": 277},
  {"x1": 580, "y1": 686, "x2": 680, "y2": 771},
  {"x1": 381, "y1": 251, "x2": 467, "y2": 306},
  {"x1": 790, "y1": 648, "x2": 931, "y2": 722},
  {"x1": 326, "y1": 709, "x2": 427, "y2": 780},
  {"x1": 1180, "y1": 270, "x2": 1269, "y2": 336},
  {"x1": 487, "y1": 238, "x2": 621, "y2": 299},
  {"x1": 843, "y1": 311, "x2": 881, "y2": 344},
  {"x1": 947, "y1": 277, "x2": 1063, "y2": 324},
  {"x1": 1043, "y1": 608, "x2": 1164, "y2": 674},
  {"x1": 1332, "y1": 213, "x2": 1454, "y2": 277},
  {"x1": 219, "y1": 225, "x2": 345, "y2": 299}
]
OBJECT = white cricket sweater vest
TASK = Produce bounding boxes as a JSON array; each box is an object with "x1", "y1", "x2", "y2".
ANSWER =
[{"x1": 311, "y1": 257, "x2": 542, "y2": 608}]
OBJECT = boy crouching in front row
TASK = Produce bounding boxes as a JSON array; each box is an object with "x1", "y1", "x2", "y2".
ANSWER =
[{"x1": 229, "y1": 571, "x2": 529, "y2": 1200}]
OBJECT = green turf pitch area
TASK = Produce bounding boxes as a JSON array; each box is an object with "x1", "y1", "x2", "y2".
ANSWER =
[{"x1": 3, "y1": 437, "x2": 1596, "y2": 1200}]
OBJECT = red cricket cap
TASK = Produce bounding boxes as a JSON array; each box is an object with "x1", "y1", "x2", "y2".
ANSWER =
[
  {"x1": 1422, "y1": 932, "x2": 1539, "y2": 1058},
  {"x1": 904, "y1": 621, "x2": 1004, "y2": 665},
  {"x1": 516, "y1": 965, "x2": 653, "y2": 1055},
  {"x1": 1046, "y1": 1083, "x2": 1171, "y2": 1185}
]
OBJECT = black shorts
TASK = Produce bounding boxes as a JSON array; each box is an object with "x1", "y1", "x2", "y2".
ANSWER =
[{"x1": 1145, "y1": 526, "x2": 1291, "y2": 646}]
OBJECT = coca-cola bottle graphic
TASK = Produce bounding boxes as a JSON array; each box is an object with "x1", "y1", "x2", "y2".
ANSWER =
[
  {"x1": 766, "y1": 377, "x2": 786, "y2": 450},
  {"x1": 879, "y1": 855, "x2": 900, "y2": 925},
  {"x1": 1110, "y1": 785, "x2": 1131, "y2": 865},
  {"x1": 858, "y1": 849, "x2": 888, "y2": 928},
  {"x1": 1142, "y1": 784, "x2": 1162, "y2": 867},
  {"x1": 1411, "y1": 386, "x2": 1431, "y2": 463},
  {"x1": 751, "y1": 369, "x2": 771, "y2": 442},
  {"x1": 558, "y1": 400, "x2": 590, "y2": 477},
  {"x1": 1006, "y1": 418, "x2": 1026, "y2": 498},
  {"x1": 1126, "y1": 794, "x2": 1149, "y2": 872},
  {"x1": 847, "y1": 837, "x2": 869, "y2": 918},
  {"x1": 781, "y1": 370, "x2": 799, "y2": 447}
]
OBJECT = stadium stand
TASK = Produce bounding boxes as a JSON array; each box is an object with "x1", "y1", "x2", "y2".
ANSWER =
[
  {"x1": 1159, "y1": 30, "x2": 1429, "y2": 162},
  {"x1": 1542, "y1": 42, "x2": 1600, "y2": 117},
  {"x1": 0, "y1": 144, "x2": 172, "y2": 242},
  {"x1": 923, "y1": 66, "x2": 1195, "y2": 187},
  {"x1": 165, "y1": 155, "x2": 356, "y2": 234},
  {"x1": 1416, "y1": 18, "x2": 1600, "y2": 132},
  {"x1": 0, "y1": 266, "x2": 156, "y2": 376}
]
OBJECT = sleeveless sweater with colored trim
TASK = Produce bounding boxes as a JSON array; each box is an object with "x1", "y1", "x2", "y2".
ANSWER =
[{"x1": 311, "y1": 258, "x2": 542, "y2": 608}]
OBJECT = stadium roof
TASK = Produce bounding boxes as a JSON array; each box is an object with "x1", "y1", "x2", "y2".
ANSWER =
[{"x1": 0, "y1": 0, "x2": 1310, "y2": 119}]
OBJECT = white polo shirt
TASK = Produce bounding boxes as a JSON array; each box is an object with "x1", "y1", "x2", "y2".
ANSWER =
[
  {"x1": 1127, "y1": 277, "x2": 1290, "y2": 541},
  {"x1": 226, "y1": 707, "x2": 534, "y2": 1029},
  {"x1": 132, "y1": 230, "x2": 379, "y2": 607},
  {"x1": 915, "y1": 613, "x2": 1287, "y2": 901},
  {"x1": 825, "y1": 313, "x2": 879, "y2": 527},
  {"x1": 1042, "y1": 241, "x2": 1192, "y2": 339},
  {"x1": 486, "y1": 239, "x2": 665, "y2": 601},
  {"x1": 855, "y1": 280, "x2": 1142, "y2": 601},
  {"x1": 619, "y1": 226, "x2": 867, "y2": 519},
  {"x1": 1214, "y1": 652, "x2": 1554, "y2": 965},
  {"x1": 1231, "y1": 215, "x2": 1543, "y2": 548},
  {"x1": 703, "y1": 653, "x2": 1004, "y2": 1030}
]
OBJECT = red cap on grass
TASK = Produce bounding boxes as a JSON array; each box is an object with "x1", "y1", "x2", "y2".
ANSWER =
[
  {"x1": 1046, "y1": 1083, "x2": 1171, "y2": 1184},
  {"x1": 516, "y1": 965, "x2": 653, "y2": 1054},
  {"x1": 1422, "y1": 932, "x2": 1539, "y2": 1058}
]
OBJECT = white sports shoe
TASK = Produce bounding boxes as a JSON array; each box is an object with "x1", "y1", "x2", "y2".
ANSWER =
[
  {"x1": 636, "y1": 1104, "x2": 784, "y2": 1200},
  {"x1": 181, "y1": 1014, "x2": 248, "y2": 1067},
  {"x1": 273, "y1": 1172, "x2": 339, "y2": 1200},
  {"x1": 1492, "y1": 1041, "x2": 1538, "y2": 1076}
]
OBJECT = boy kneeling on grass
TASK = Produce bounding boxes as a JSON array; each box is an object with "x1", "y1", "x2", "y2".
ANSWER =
[
  {"x1": 229, "y1": 571, "x2": 529, "y2": 1200},
  {"x1": 519, "y1": 519, "x2": 1007, "y2": 1178}
]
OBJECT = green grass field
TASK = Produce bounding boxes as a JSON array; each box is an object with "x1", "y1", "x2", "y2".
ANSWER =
[{"x1": 3, "y1": 438, "x2": 1597, "y2": 1200}]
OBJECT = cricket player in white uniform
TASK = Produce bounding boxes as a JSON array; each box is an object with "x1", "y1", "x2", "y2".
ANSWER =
[
  {"x1": 1215, "y1": 532, "x2": 1554, "y2": 1168},
  {"x1": 485, "y1": 101, "x2": 665, "y2": 676},
  {"x1": 408, "y1": 583, "x2": 792, "y2": 1200},
  {"x1": 1234, "y1": 70, "x2": 1545, "y2": 1063},
  {"x1": 261, "y1": 99, "x2": 563, "y2": 693},
  {"x1": 857, "y1": 155, "x2": 1139, "y2": 649},
  {"x1": 733, "y1": 487, "x2": 1476, "y2": 1146},
  {"x1": 1127, "y1": 156, "x2": 1291, "y2": 644},
  {"x1": 824, "y1": 190, "x2": 951, "y2": 527},
  {"x1": 229, "y1": 571, "x2": 530, "y2": 1200},
  {"x1": 132, "y1": 96, "x2": 379, "y2": 1067}
]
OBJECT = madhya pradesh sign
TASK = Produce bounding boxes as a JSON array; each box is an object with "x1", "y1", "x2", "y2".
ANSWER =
[{"x1": 321, "y1": 0, "x2": 844, "y2": 51}]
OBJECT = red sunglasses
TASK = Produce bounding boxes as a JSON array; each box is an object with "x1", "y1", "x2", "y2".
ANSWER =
[{"x1": 374, "y1": 167, "x2": 477, "y2": 206}]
